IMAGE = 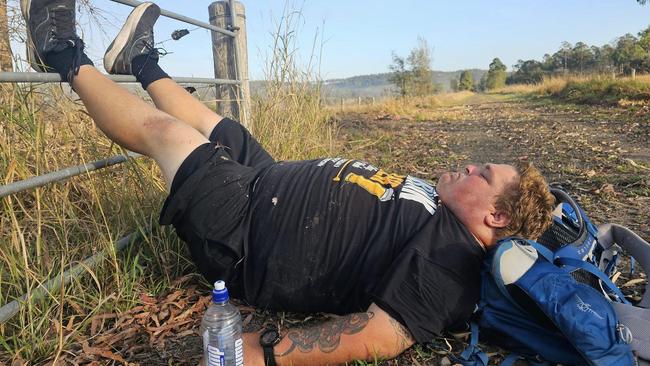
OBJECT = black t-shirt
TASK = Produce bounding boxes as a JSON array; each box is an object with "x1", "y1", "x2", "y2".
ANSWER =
[{"x1": 240, "y1": 157, "x2": 484, "y2": 343}]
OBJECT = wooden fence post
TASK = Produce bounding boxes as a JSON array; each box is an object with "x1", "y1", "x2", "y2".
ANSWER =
[
  {"x1": 0, "y1": 0, "x2": 12, "y2": 72},
  {"x1": 209, "y1": 1, "x2": 251, "y2": 128}
]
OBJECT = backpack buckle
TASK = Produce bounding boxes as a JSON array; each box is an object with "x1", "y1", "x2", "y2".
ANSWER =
[{"x1": 617, "y1": 323, "x2": 633, "y2": 344}]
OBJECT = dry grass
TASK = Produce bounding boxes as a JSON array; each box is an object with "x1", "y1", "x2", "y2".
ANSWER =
[
  {"x1": 0, "y1": 83, "x2": 183, "y2": 363},
  {"x1": 0, "y1": 35, "x2": 335, "y2": 366},
  {"x1": 490, "y1": 74, "x2": 650, "y2": 105},
  {"x1": 329, "y1": 91, "x2": 509, "y2": 123},
  {"x1": 488, "y1": 75, "x2": 589, "y2": 95},
  {"x1": 249, "y1": 5, "x2": 336, "y2": 161}
]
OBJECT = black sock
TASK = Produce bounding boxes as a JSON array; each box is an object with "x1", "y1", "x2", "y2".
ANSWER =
[
  {"x1": 132, "y1": 54, "x2": 170, "y2": 90},
  {"x1": 45, "y1": 46, "x2": 94, "y2": 83}
]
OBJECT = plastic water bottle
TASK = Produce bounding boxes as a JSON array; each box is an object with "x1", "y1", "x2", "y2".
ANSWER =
[{"x1": 200, "y1": 280, "x2": 244, "y2": 366}]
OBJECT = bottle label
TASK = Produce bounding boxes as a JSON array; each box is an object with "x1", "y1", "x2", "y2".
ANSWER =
[
  {"x1": 235, "y1": 338, "x2": 244, "y2": 366},
  {"x1": 207, "y1": 345, "x2": 225, "y2": 366},
  {"x1": 203, "y1": 330, "x2": 244, "y2": 366}
]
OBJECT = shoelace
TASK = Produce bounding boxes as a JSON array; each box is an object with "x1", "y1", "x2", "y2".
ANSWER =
[{"x1": 135, "y1": 41, "x2": 169, "y2": 76}]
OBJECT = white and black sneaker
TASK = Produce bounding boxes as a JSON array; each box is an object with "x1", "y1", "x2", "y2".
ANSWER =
[
  {"x1": 21, "y1": 0, "x2": 82, "y2": 72},
  {"x1": 104, "y1": 2, "x2": 161, "y2": 75}
]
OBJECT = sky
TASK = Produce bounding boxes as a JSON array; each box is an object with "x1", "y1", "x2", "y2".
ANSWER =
[{"x1": 15, "y1": 0, "x2": 650, "y2": 80}]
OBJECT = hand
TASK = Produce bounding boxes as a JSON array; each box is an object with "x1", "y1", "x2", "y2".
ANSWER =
[{"x1": 243, "y1": 331, "x2": 265, "y2": 366}]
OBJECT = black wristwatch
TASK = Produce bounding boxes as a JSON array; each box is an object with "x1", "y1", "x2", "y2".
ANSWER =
[{"x1": 259, "y1": 327, "x2": 281, "y2": 366}]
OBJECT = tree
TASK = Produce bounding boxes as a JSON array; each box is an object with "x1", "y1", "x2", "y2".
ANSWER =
[
  {"x1": 571, "y1": 42, "x2": 593, "y2": 73},
  {"x1": 478, "y1": 73, "x2": 487, "y2": 92},
  {"x1": 458, "y1": 70, "x2": 474, "y2": 91},
  {"x1": 485, "y1": 58, "x2": 507, "y2": 90},
  {"x1": 388, "y1": 53, "x2": 409, "y2": 98},
  {"x1": 557, "y1": 41, "x2": 573, "y2": 74},
  {"x1": 507, "y1": 60, "x2": 546, "y2": 84},
  {"x1": 635, "y1": 26, "x2": 650, "y2": 72},
  {"x1": 612, "y1": 33, "x2": 645, "y2": 74},
  {"x1": 407, "y1": 38, "x2": 435, "y2": 96},
  {"x1": 593, "y1": 44, "x2": 614, "y2": 73},
  {"x1": 449, "y1": 78, "x2": 458, "y2": 92},
  {"x1": 541, "y1": 53, "x2": 557, "y2": 72},
  {"x1": 388, "y1": 38, "x2": 436, "y2": 97}
]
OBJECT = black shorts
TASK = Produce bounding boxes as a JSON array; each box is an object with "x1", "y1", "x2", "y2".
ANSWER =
[{"x1": 159, "y1": 118, "x2": 274, "y2": 284}]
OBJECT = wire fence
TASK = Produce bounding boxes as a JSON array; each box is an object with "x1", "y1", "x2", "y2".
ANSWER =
[{"x1": 0, "y1": 0, "x2": 247, "y2": 324}]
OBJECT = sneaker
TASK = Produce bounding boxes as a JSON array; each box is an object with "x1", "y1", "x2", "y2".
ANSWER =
[
  {"x1": 21, "y1": 0, "x2": 80, "y2": 72},
  {"x1": 104, "y1": 2, "x2": 161, "y2": 75}
]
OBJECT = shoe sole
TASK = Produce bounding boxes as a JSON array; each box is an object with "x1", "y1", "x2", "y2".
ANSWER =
[
  {"x1": 20, "y1": 0, "x2": 46, "y2": 72},
  {"x1": 104, "y1": 3, "x2": 156, "y2": 74}
]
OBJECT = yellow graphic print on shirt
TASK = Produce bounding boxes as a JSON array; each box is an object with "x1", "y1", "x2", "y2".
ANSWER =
[
  {"x1": 344, "y1": 169, "x2": 405, "y2": 202},
  {"x1": 326, "y1": 158, "x2": 406, "y2": 201}
]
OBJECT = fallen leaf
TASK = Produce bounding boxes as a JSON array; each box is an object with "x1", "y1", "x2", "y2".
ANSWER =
[
  {"x1": 622, "y1": 278, "x2": 647, "y2": 287},
  {"x1": 82, "y1": 342, "x2": 127, "y2": 363}
]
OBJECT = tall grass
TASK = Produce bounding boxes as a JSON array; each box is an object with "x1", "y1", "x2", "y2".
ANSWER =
[
  {"x1": 0, "y1": 10, "x2": 334, "y2": 364},
  {"x1": 0, "y1": 83, "x2": 189, "y2": 363},
  {"x1": 251, "y1": 5, "x2": 336, "y2": 161},
  {"x1": 491, "y1": 74, "x2": 650, "y2": 105}
]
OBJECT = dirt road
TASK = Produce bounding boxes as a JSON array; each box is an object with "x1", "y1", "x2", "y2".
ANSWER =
[
  {"x1": 63, "y1": 95, "x2": 649, "y2": 365},
  {"x1": 340, "y1": 95, "x2": 649, "y2": 238}
]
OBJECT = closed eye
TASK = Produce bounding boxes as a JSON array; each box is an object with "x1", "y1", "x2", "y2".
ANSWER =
[{"x1": 482, "y1": 165, "x2": 492, "y2": 183}]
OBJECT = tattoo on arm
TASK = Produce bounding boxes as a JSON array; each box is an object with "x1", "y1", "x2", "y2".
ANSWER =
[
  {"x1": 389, "y1": 318, "x2": 415, "y2": 350},
  {"x1": 277, "y1": 312, "x2": 374, "y2": 355}
]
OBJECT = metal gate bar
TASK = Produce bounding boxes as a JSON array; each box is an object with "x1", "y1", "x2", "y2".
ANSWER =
[
  {"x1": 0, "y1": 72, "x2": 240, "y2": 85},
  {"x1": 0, "y1": 152, "x2": 141, "y2": 199},
  {"x1": 110, "y1": 0, "x2": 237, "y2": 37},
  {"x1": 0, "y1": 233, "x2": 140, "y2": 324}
]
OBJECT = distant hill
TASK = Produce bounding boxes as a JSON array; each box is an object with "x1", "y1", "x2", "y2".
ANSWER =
[
  {"x1": 321, "y1": 69, "x2": 487, "y2": 99},
  {"x1": 248, "y1": 69, "x2": 487, "y2": 101}
]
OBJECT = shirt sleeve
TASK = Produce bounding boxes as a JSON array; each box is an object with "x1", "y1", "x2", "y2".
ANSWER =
[{"x1": 369, "y1": 246, "x2": 479, "y2": 344}]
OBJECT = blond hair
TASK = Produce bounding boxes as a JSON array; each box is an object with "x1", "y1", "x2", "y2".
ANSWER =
[{"x1": 495, "y1": 162, "x2": 555, "y2": 240}]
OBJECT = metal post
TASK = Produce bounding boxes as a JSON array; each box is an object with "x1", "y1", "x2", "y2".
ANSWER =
[{"x1": 209, "y1": 1, "x2": 250, "y2": 128}]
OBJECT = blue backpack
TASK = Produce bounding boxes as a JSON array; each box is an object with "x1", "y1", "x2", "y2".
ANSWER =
[{"x1": 458, "y1": 188, "x2": 638, "y2": 366}]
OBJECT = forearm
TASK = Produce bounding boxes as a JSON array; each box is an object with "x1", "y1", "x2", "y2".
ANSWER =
[
  {"x1": 242, "y1": 304, "x2": 415, "y2": 366},
  {"x1": 274, "y1": 311, "x2": 402, "y2": 366}
]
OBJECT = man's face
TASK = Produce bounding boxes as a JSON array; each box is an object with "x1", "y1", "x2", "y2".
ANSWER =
[{"x1": 436, "y1": 163, "x2": 519, "y2": 223}]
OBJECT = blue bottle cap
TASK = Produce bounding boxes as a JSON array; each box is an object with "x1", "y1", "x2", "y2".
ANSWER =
[{"x1": 212, "y1": 280, "x2": 229, "y2": 303}]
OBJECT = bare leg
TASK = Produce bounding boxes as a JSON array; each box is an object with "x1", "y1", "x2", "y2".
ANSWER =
[
  {"x1": 72, "y1": 65, "x2": 209, "y2": 188},
  {"x1": 146, "y1": 78, "x2": 224, "y2": 139}
]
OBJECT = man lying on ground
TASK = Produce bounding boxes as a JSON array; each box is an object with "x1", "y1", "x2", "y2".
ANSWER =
[{"x1": 22, "y1": 1, "x2": 555, "y2": 365}]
